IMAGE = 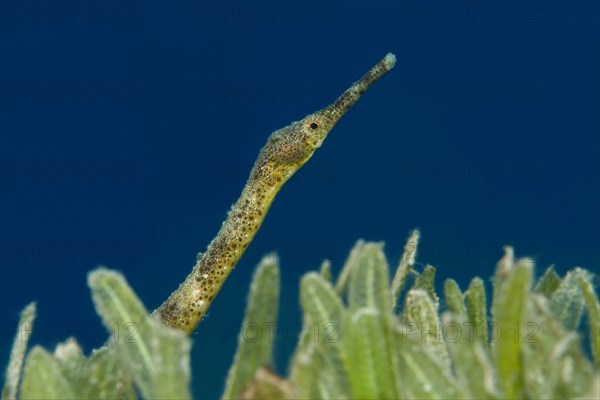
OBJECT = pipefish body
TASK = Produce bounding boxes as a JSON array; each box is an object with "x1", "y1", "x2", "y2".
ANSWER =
[{"x1": 155, "y1": 53, "x2": 396, "y2": 334}]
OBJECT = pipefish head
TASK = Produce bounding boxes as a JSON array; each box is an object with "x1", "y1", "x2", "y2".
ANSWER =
[
  {"x1": 256, "y1": 53, "x2": 397, "y2": 185},
  {"x1": 299, "y1": 53, "x2": 396, "y2": 154}
]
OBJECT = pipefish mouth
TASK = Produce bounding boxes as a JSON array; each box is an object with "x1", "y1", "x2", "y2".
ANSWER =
[{"x1": 155, "y1": 53, "x2": 396, "y2": 334}]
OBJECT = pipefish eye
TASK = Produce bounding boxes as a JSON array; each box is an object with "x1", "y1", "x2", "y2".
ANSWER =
[{"x1": 309, "y1": 122, "x2": 319, "y2": 130}]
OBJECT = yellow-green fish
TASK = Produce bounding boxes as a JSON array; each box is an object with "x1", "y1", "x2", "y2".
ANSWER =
[{"x1": 155, "y1": 53, "x2": 396, "y2": 333}]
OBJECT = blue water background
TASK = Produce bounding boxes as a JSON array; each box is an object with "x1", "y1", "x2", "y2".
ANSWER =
[{"x1": 1, "y1": 1, "x2": 598, "y2": 399}]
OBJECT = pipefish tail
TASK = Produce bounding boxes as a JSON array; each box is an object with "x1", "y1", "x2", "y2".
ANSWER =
[{"x1": 155, "y1": 53, "x2": 396, "y2": 333}]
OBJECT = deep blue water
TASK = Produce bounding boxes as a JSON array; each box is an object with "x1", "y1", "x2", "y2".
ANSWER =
[{"x1": 1, "y1": 1, "x2": 598, "y2": 399}]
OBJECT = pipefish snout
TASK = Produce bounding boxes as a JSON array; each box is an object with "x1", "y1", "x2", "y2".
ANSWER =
[{"x1": 155, "y1": 53, "x2": 396, "y2": 334}]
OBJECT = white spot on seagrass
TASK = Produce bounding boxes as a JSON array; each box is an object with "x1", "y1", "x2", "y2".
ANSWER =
[
  {"x1": 474, "y1": 343, "x2": 501, "y2": 397},
  {"x1": 351, "y1": 307, "x2": 380, "y2": 323},
  {"x1": 551, "y1": 332, "x2": 578, "y2": 360},
  {"x1": 405, "y1": 229, "x2": 420, "y2": 266},
  {"x1": 561, "y1": 356, "x2": 573, "y2": 383},
  {"x1": 517, "y1": 257, "x2": 535, "y2": 269},
  {"x1": 496, "y1": 245, "x2": 514, "y2": 276}
]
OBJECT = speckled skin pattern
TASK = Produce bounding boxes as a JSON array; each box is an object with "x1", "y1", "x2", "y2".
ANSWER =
[{"x1": 155, "y1": 54, "x2": 396, "y2": 333}]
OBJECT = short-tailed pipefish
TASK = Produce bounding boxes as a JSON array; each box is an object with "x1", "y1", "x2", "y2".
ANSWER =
[{"x1": 155, "y1": 53, "x2": 396, "y2": 334}]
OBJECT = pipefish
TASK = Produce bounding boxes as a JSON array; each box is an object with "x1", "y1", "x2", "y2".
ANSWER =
[{"x1": 155, "y1": 53, "x2": 396, "y2": 334}]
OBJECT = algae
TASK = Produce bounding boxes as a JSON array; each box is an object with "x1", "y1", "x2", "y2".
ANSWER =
[{"x1": 3, "y1": 233, "x2": 598, "y2": 399}]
